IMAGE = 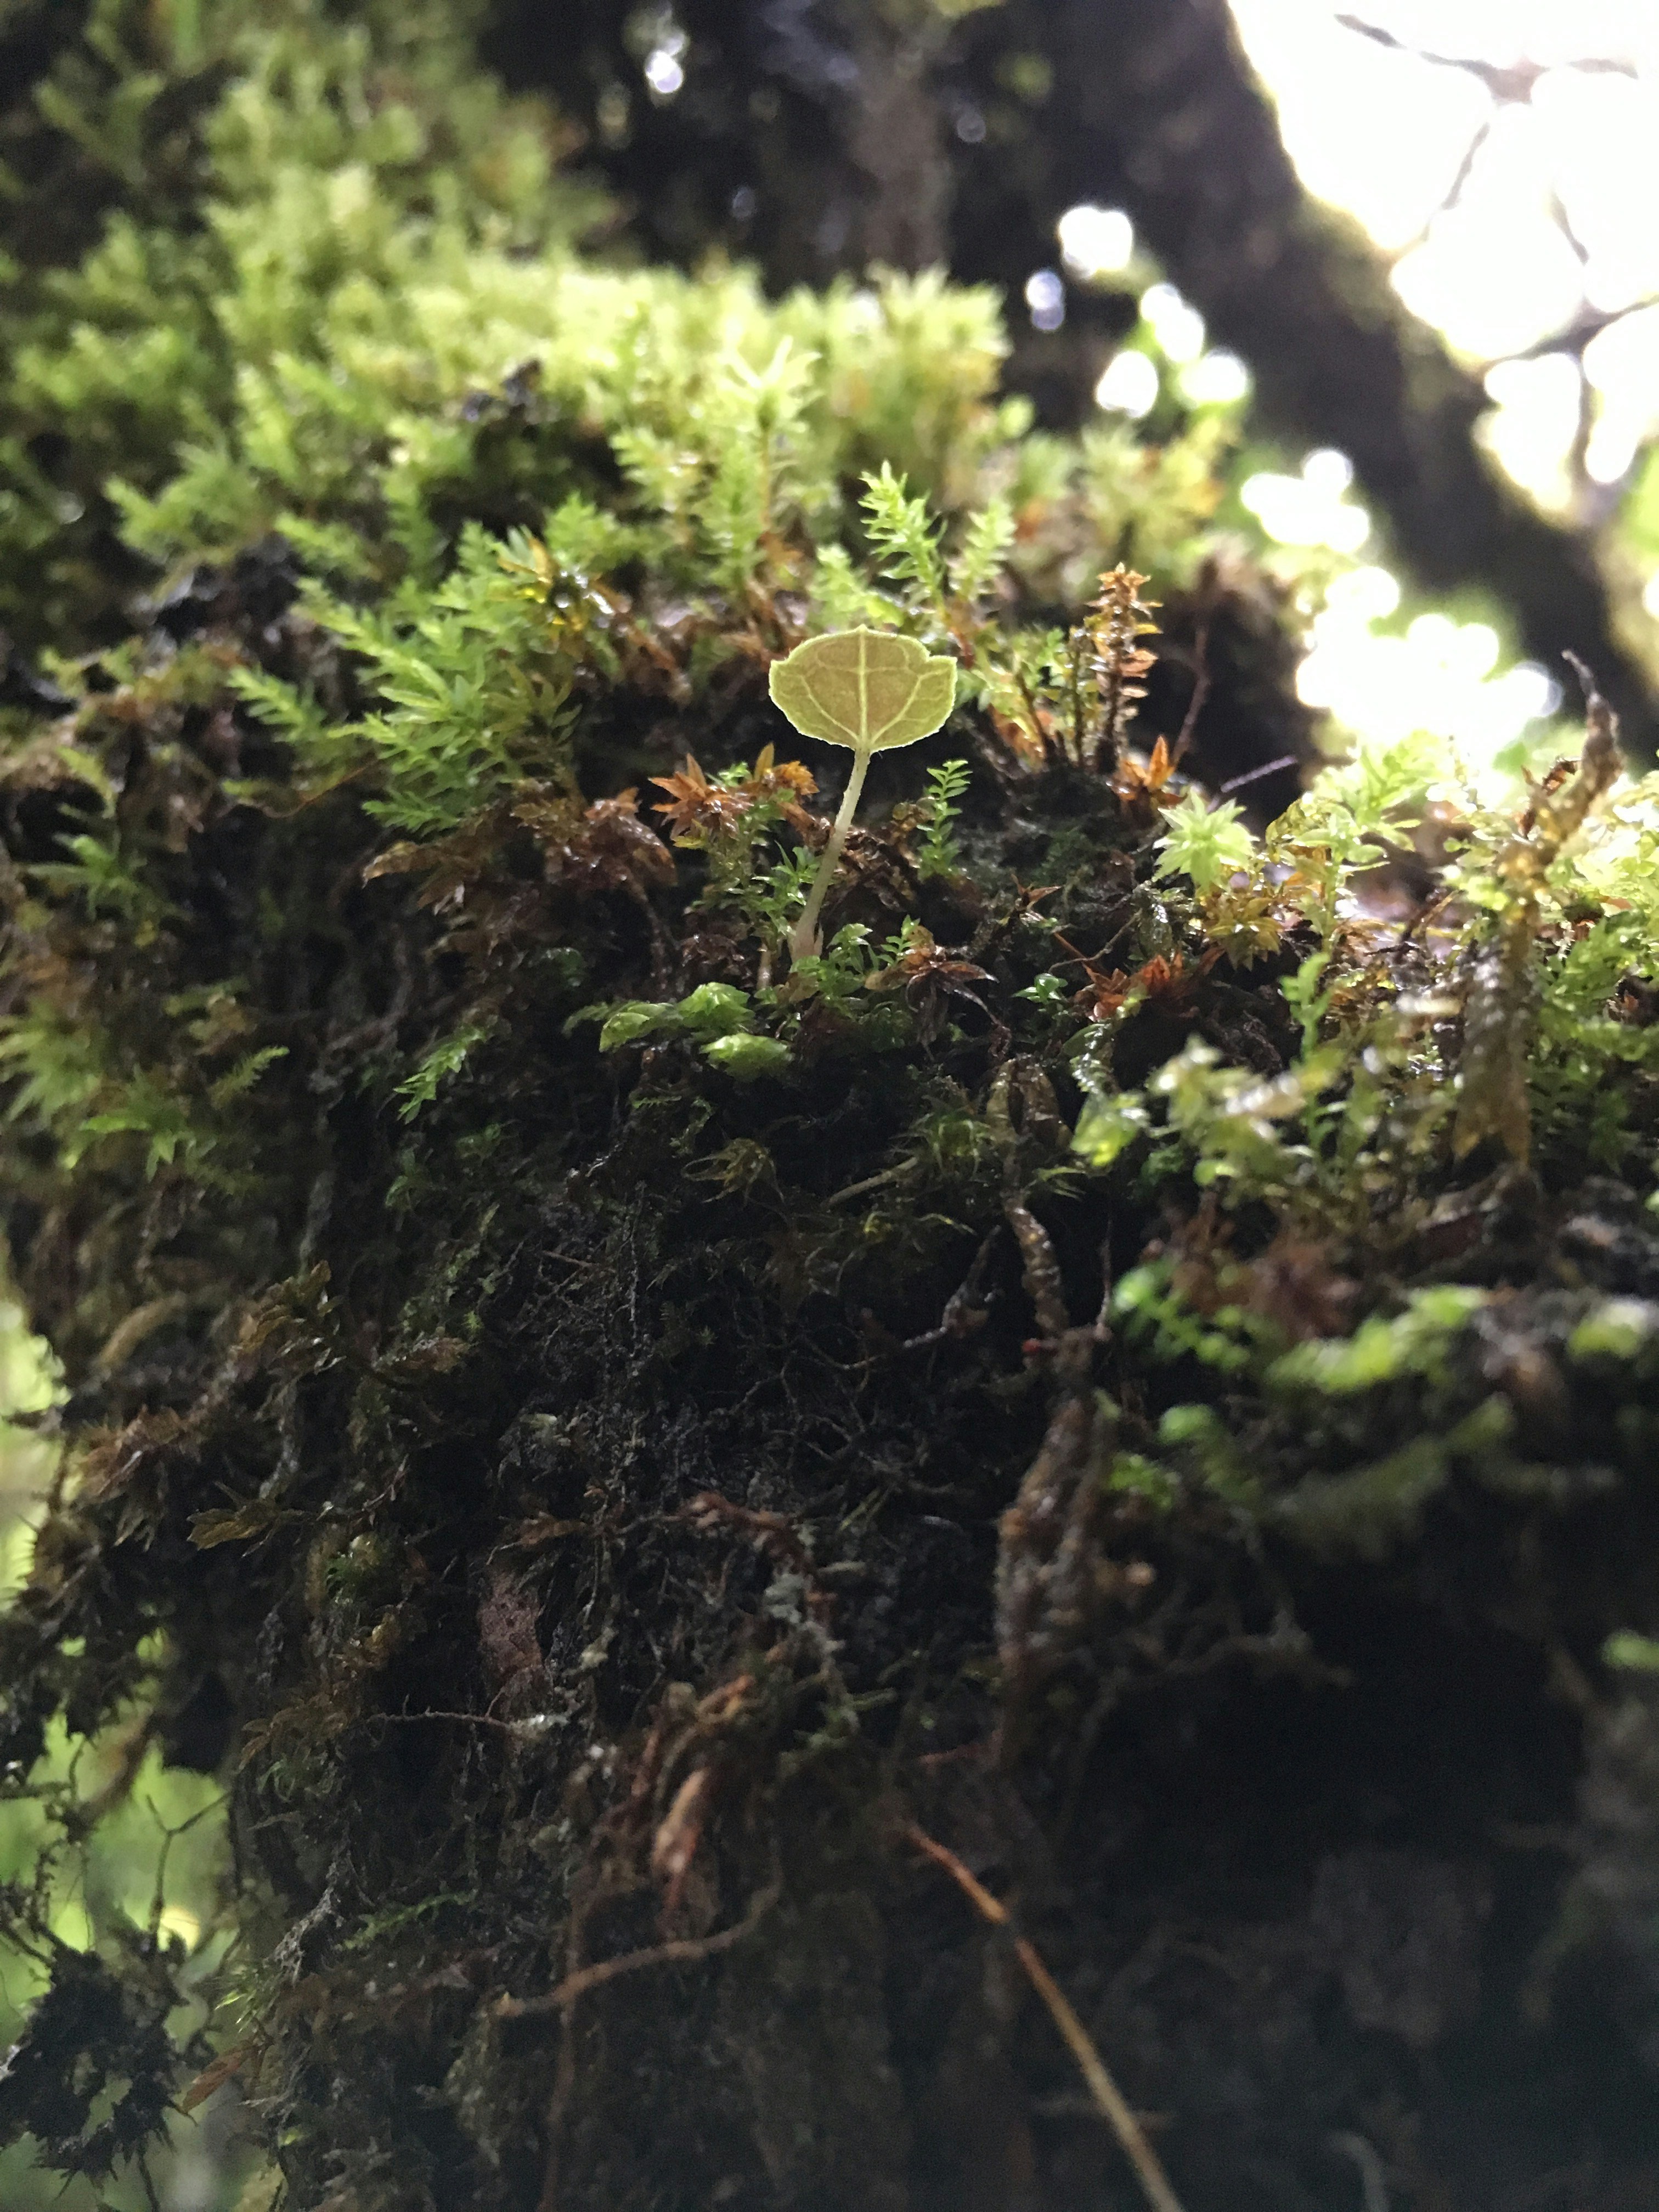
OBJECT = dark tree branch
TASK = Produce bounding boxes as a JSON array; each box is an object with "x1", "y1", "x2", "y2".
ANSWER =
[{"x1": 1334, "y1": 14, "x2": 1637, "y2": 103}]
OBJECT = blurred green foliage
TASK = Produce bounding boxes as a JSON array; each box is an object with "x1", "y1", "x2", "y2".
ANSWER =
[{"x1": 0, "y1": 1311, "x2": 254, "y2": 2208}]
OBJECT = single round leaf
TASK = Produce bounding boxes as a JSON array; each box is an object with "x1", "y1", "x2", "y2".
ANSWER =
[{"x1": 768, "y1": 628, "x2": 957, "y2": 753}]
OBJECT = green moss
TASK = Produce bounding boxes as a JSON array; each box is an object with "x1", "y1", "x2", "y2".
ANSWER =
[
  {"x1": 1568, "y1": 1296, "x2": 1659, "y2": 1367},
  {"x1": 1267, "y1": 1286, "x2": 1489, "y2": 1398}
]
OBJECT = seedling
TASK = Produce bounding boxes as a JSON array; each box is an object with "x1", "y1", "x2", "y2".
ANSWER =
[{"x1": 768, "y1": 627, "x2": 957, "y2": 961}]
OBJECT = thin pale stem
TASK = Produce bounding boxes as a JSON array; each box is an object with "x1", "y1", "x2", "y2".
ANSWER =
[
  {"x1": 904, "y1": 1822, "x2": 1187, "y2": 2212},
  {"x1": 788, "y1": 745, "x2": 870, "y2": 962}
]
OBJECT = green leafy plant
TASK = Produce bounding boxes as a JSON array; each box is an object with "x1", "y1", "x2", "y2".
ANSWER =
[
  {"x1": 588, "y1": 983, "x2": 791, "y2": 1082},
  {"x1": 1153, "y1": 791, "x2": 1255, "y2": 895},
  {"x1": 395, "y1": 1020, "x2": 498, "y2": 1122},
  {"x1": 860, "y1": 462, "x2": 950, "y2": 627},
  {"x1": 650, "y1": 747, "x2": 820, "y2": 968},
  {"x1": 768, "y1": 627, "x2": 958, "y2": 960},
  {"x1": 949, "y1": 497, "x2": 1015, "y2": 608},
  {"x1": 916, "y1": 757, "x2": 971, "y2": 880}
]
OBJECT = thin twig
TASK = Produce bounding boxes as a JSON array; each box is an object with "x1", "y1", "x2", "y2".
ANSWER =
[
  {"x1": 899, "y1": 1229, "x2": 998, "y2": 1353},
  {"x1": 1169, "y1": 620, "x2": 1210, "y2": 769},
  {"x1": 143, "y1": 1788, "x2": 225, "y2": 1948},
  {"x1": 137, "y1": 2152, "x2": 163, "y2": 2212},
  {"x1": 1333, "y1": 15, "x2": 1634, "y2": 97},
  {"x1": 495, "y1": 1877, "x2": 781, "y2": 2022},
  {"x1": 366, "y1": 1707, "x2": 525, "y2": 1733},
  {"x1": 1217, "y1": 753, "x2": 1298, "y2": 797},
  {"x1": 903, "y1": 1822, "x2": 1187, "y2": 2212},
  {"x1": 825, "y1": 1158, "x2": 919, "y2": 1207}
]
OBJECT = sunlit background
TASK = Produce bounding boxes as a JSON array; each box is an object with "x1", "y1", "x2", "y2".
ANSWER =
[
  {"x1": 1232, "y1": 0, "x2": 1659, "y2": 504},
  {"x1": 1053, "y1": 0, "x2": 1659, "y2": 787}
]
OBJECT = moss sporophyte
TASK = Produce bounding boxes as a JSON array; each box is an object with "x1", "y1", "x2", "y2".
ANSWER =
[{"x1": 768, "y1": 628, "x2": 957, "y2": 961}]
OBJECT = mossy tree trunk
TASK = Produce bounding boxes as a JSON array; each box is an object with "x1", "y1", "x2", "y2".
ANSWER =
[{"x1": 0, "y1": 11, "x2": 1657, "y2": 2212}]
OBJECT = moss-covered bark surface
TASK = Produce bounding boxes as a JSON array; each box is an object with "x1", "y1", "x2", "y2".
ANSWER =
[{"x1": 2, "y1": 11, "x2": 1659, "y2": 2212}]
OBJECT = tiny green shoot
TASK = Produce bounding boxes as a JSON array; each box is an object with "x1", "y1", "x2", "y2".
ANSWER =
[
  {"x1": 768, "y1": 627, "x2": 957, "y2": 961},
  {"x1": 918, "y1": 757, "x2": 971, "y2": 879}
]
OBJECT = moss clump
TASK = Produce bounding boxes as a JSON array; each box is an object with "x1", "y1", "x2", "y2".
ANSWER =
[{"x1": 3, "y1": 12, "x2": 1659, "y2": 2212}]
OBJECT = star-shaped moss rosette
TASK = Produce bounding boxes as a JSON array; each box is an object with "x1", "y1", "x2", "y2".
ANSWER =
[{"x1": 768, "y1": 627, "x2": 958, "y2": 960}]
